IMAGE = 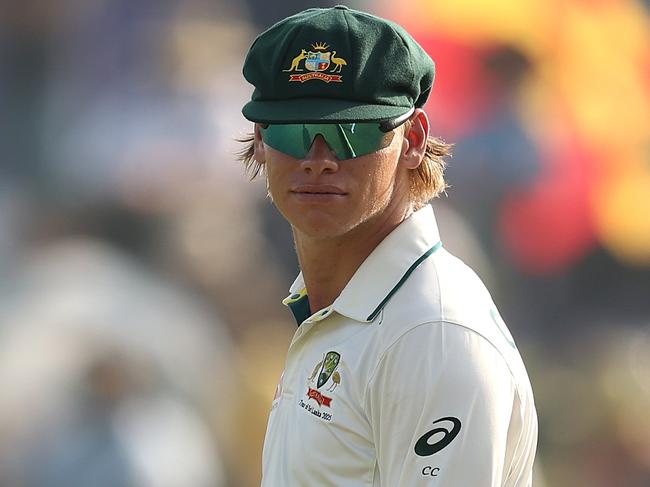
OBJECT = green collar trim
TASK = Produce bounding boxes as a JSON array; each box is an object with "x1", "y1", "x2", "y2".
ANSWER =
[
  {"x1": 366, "y1": 241, "x2": 442, "y2": 321},
  {"x1": 287, "y1": 294, "x2": 312, "y2": 326},
  {"x1": 283, "y1": 287, "x2": 311, "y2": 326}
]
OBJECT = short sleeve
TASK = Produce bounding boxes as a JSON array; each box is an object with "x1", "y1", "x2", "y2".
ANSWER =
[{"x1": 364, "y1": 321, "x2": 535, "y2": 486}]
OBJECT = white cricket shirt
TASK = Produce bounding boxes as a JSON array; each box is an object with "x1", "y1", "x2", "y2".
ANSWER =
[{"x1": 262, "y1": 205, "x2": 537, "y2": 486}]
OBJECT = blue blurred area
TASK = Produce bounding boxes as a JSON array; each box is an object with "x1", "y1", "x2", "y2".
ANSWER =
[{"x1": 0, "y1": 1, "x2": 649, "y2": 486}]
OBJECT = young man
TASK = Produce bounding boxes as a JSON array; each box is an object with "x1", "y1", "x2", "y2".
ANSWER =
[{"x1": 240, "y1": 6, "x2": 537, "y2": 486}]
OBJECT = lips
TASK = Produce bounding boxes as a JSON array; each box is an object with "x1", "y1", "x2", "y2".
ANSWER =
[{"x1": 291, "y1": 185, "x2": 347, "y2": 195}]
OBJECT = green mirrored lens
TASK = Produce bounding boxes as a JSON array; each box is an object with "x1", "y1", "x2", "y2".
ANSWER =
[{"x1": 260, "y1": 123, "x2": 390, "y2": 160}]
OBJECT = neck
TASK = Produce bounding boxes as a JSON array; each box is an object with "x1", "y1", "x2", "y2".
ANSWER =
[{"x1": 293, "y1": 202, "x2": 414, "y2": 314}]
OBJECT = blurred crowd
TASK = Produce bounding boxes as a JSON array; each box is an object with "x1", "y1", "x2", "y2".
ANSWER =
[{"x1": 1, "y1": 0, "x2": 649, "y2": 486}]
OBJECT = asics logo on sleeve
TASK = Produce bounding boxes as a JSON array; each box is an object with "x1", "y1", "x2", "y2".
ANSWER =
[{"x1": 414, "y1": 417, "x2": 462, "y2": 456}]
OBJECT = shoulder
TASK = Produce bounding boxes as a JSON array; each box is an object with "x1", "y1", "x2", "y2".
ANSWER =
[
  {"x1": 374, "y1": 246, "x2": 508, "y2": 351},
  {"x1": 368, "y1": 246, "x2": 532, "y2": 394}
]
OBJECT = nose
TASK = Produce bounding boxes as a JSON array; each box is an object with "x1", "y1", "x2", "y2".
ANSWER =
[{"x1": 300, "y1": 135, "x2": 339, "y2": 175}]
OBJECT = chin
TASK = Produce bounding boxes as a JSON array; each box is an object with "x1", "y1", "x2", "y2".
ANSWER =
[{"x1": 288, "y1": 210, "x2": 358, "y2": 240}]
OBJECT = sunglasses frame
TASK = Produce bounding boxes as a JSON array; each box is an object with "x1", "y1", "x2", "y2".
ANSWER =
[{"x1": 259, "y1": 108, "x2": 414, "y2": 160}]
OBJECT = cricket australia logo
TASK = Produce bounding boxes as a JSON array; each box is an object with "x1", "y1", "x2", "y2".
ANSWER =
[
  {"x1": 283, "y1": 42, "x2": 347, "y2": 83},
  {"x1": 299, "y1": 351, "x2": 342, "y2": 422}
]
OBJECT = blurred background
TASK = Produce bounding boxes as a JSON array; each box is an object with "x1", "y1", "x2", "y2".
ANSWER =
[{"x1": 1, "y1": 0, "x2": 649, "y2": 485}]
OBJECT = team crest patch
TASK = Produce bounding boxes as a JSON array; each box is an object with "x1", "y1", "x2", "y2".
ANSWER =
[
  {"x1": 283, "y1": 42, "x2": 347, "y2": 83},
  {"x1": 299, "y1": 351, "x2": 342, "y2": 422}
]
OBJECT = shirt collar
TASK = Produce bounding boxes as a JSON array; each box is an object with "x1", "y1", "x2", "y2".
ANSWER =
[{"x1": 282, "y1": 204, "x2": 442, "y2": 325}]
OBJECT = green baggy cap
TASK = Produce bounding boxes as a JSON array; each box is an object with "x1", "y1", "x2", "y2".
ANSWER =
[{"x1": 242, "y1": 5, "x2": 435, "y2": 124}]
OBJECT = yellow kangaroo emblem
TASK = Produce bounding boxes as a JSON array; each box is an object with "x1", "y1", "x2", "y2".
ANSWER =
[
  {"x1": 283, "y1": 49, "x2": 308, "y2": 72},
  {"x1": 308, "y1": 360, "x2": 323, "y2": 383}
]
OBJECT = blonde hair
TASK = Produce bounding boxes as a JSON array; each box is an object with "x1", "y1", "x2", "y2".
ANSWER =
[{"x1": 235, "y1": 124, "x2": 451, "y2": 208}]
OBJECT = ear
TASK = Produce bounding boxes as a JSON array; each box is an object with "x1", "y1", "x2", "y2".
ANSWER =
[
  {"x1": 253, "y1": 123, "x2": 266, "y2": 164},
  {"x1": 400, "y1": 108, "x2": 429, "y2": 170}
]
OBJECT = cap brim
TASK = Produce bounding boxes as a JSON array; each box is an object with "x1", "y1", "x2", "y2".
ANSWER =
[{"x1": 242, "y1": 98, "x2": 413, "y2": 124}]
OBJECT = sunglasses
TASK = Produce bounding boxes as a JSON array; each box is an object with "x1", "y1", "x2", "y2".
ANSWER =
[{"x1": 259, "y1": 113, "x2": 411, "y2": 161}]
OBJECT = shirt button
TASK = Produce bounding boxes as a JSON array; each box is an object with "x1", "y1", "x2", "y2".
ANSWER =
[{"x1": 317, "y1": 309, "x2": 332, "y2": 320}]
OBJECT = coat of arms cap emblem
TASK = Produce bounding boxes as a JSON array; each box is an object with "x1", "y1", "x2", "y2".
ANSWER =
[{"x1": 283, "y1": 42, "x2": 347, "y2": 83}]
